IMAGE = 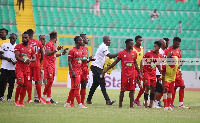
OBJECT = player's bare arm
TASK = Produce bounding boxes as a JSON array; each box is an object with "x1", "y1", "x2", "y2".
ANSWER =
[
  {"x1": 106, "y1": 53, "x2": 118, "y2": 59},
  {"x1": 140, "y1": 59, "x2": 144, "y2": 77},
  {"x1": 30, "y1": 54, "x2": 36, "y2": 62},
  {"x1": 134, "y1": 59, "x2": 141, "y2": 76},
  {"x1": 40, "y1": 48, "x2": 44, "y2": 63},
  {"x1": 15, "y1": 51, "x2": 25, "y2": 62},
  {"x1": 68, "y1": 58, "x2": 76, "y2": 78},
  {"x1": 162, "y1": 72, "x2": 165, "y2": 91},
  {"x1": 102, "y1": 58, "x2": 120, "y2": 76}
]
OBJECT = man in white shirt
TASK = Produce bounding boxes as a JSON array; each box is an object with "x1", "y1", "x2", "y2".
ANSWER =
[
  {"x1": 86, "y1": 36, "x2": 118, "y2": 105},
  {"x1": 0, "y1": 33, "x2": 17, "y2": 101},
  {"x1": 153, "y1": 38, "x2": 166, "y2": 108}
]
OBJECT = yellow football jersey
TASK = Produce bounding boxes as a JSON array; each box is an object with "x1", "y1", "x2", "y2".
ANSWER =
[
  {"x1": 165, "y1": 56, "x2": 179, "y2": 82},
  {"x1": 133, "y1": 46, "x2": 143, "y2": 69}
]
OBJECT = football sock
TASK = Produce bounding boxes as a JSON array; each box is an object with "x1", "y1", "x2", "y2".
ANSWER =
[
  {"x1": 168, "y1": 98, "x2": 172, "y2": 107},
  {"x1": 15, "y1": 85, "x2": 21, "y2": 102},
  {"x1": 19, "y1": 87, "x2": 27, "y2": 104},
  {"x1": 36, "y1": 83, "x2": 41, "y2": 99},
  {"x1": 46, "y1": 97, "x2": 51, "y2": 101},
  {"x1": 80, "y1": 89, "x2": 86, "y2": 105},
  {"x1": 179, "y1": 88, "x2": 184, "y2": 102},
  {"x1": 136, "y1": 87, "x2": 145, "y2": 100},
  {"x1": 179, "y1": 102, "x2": 183, "y2": 106},
  {"x1": 172, "y1": 91, "x2": 176, "y2": 104},
  {"x1": 27, "y1": 82, "x2": 32, "y2": 101},
  {"x1": 163, "y1": 99, "x2": 168, "y2": 108},
  {"x1": 74, "y1": 89, "x2": 81, "y2": 104},
  {"x1": 67, "y1": 89, "x2": 74, "y2": 103}
]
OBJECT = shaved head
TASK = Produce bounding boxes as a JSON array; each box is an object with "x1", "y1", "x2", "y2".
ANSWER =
[
  {"x1": 103, "y1": 35, "x2": 111, "y2": 46},
  {"x1": 159, "y1": 38, "x2": 166, "y2": 50}
]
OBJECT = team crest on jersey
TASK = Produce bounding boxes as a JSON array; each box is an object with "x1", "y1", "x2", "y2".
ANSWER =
[
  {"x1": 50, "y1": 74, "x2": 52, "y2": 77},
  {"x1": 76, "y1": 84, "x2": 80, "y2": 87},
  {"x1": 139, "y1": 53, "x2": 141, "y2": 56},
  {"x1": 29, "y1": 48, "x2": 31, "y2": 53},
  {"x1": 173, "y1": 68, "x2": 175, "y2": 71},
  {"x1": 144, "y1": 80, "x2": 147, "y2": 83},
  {"x1": 132, "y1": 54, "x2": 134, "y2": 58},
  {"x1": 19, "y1": 78, "x2": 22, "y2": 81},
  {"x1": 123, "y1": 86, "x2": 126, "y2": 89}
]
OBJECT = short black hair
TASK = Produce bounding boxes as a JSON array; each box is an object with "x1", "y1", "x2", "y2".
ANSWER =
[
  {"x1": 80, "y1": 34, "x2": 86, "y2": 37},
  {"x1": 39, "y1": 35, "x2": 46, "y2": 38},
  {"x1": 135, "y1": 35, "x2": 142, "y2": 41},
  {"x1": 154, "y1": 41, "x2": 161, "y2": 47},
  {"x1": 10, "y1": 33, "x2": 17, "y2": 38},
  {"x1": 0, "y1": 28, "x2": 9, "y2": 35},
  {"x1": 23, "y1": 31, "x2": 29, "y2": 35},
  {"x1": 27, "y1": 29, "x2": 34, "y2": 35},
  {"x1": 49, "y1": 31, "x2": 57, "y2": 38},
  {"x1": 125, "y1": 39, "x2": 133, "y2": 44},
  {"x1": 173, "y1": 37, "x2": 181, "y2": 42},
  {"x1": 163, "y1": 38, "x2": 169, "y2": 42},
  {"x1": 74, "y1": 36, "x2": 81, "y2": 43}
]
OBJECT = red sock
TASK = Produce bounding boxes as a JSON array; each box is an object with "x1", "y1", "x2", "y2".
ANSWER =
[
  {"x1": 168, "y1": 98, "x2": 172, "y2": 107},
  {"x1": 172, "y1": 91, "x2": 176, "y2": 104},
  {"x1": 179, "y1": 88, "x2": 184, "y2": 102},
  {"x1": 135, "y1": 87, "x2": 145, "y2": 100},
  {"x1": 74, "y1": 89, "x2": 81, "y2": 104},
  {"x1": 36, "y1": 83, "x2": 41, "y2": 99},
  {"x1": 80, "y1": 89, "x2": 86, "y2": 105},
  {"x1": 67, "y1": 89, "x2": 74, "y2": 103},
  {"x1": 27, "y1": 82, "x2": 32, "y2": 101},
  {"x1": 15, "y1": 85, "x2": 22, "y2": 102},
  {"x1": 159, "y1": 92, "x2": 163, "y2": 100},
  {"x1": 163, "y1": 99, "x2": 168, "y2": 108},
  {"x1": 19, "y1": 87, "x2": 27, "y2": 104},
  {"x1": 43, "y1": 79, "x2": 53, "y2": 96}
]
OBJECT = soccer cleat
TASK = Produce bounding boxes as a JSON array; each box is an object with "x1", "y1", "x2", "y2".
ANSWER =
[
  {"x1": 40, "y1": 98, "x2": 46, "y2": 104},
  {"x1": 169, "y1": 105, "x2": 174, "y2": 109},
  {"x1": 25, "y1": 100, "x2": 33, "y2": 103},
  {"x1": 153, "y1": 105, "x2": 161, "y2": 108},
  {"x1": 132, "y1": 103, "x2": 135, "y2": 108},
  {"x1": 3, "y1": 98, "x2": 6, "y2": 101},
  {"x1": 64, "y1": 102, "x2": 71, "y2": 107},
  {"x1": 178, "y1": 104, "x2": 189, "y2": 108},
  {"x1": 20, "y1": 103, "x2": 25, "y2": 107},
  {"x1": 14, "y1": 101, "x2": 21, "y2": 106},
  {"x1": 70, "y1": 103, "x2": 75, "y2": 107},
  {"x1": 158, "y1": 101, "x2": 163, "y2": 107},
  {"x1": 107, "y1": 100, "x2": 116, "y2": 105},
  {"x1": 86, "y1": 101, "x2": 93, "y2": 104},
  {"x1": 7, "y1": 99, "x2": 11, "y2": 102},
  {"x1": 168, "y1": 106, "x2": 173, "y2": 110},
  {"x1": 34, "y1": 99, "x2": 40, "y2": 103},
  {"x1": 78, "y1": 103, "x2": 87, "y2": 108},
  {"x1": 134, "y1": 100, "x2": 142, "y2": 106},
  {"x1": 46, "y1": 101, "x2": 53, "y2": 104},
  {"x1": 50, "y1": 98, "x2": 58, "y2": 104},
  {"x1": 0, "y1": 97, "x2": 4, "y2": 101},
  {"x1": 171, "y1": 104, "x2": 175, "y2": 107},
  {"x1": 164, "y1": 107, "x2": 169, "y2": 110}
]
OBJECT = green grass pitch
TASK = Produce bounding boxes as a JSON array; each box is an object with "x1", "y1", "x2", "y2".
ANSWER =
[{"x1": 0, "y1": 87, "x2": 200, "y2": 123}]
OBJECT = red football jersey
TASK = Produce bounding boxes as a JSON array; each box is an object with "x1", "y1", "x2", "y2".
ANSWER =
[
  {"x1": 68, "y1": 47, "x2": 82, "y2": 74},
  {"x1": 143, "y1": 50, "x2": 163, "y2": 76},
  {"x1": 117, "y1": 49, "x2": 137, "y2": 77},
  {"x1": 29, "y1": 39, "x2": 43, "y2": 67},
  {"x1": 14, "y1": 43, "x2": 35, "y2": 69},
  {"x1": 43, "y1": 41, "x2": 56, "y2": 68},
  {"x1": 81, "y1": 46, "x2": 89, "y2": 68},
  {"x1": 164, "y1": 46, "x2": 182, "y2": 58}
]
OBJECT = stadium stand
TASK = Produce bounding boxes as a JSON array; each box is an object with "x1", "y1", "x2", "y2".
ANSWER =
[{"x1": 0, "y1": 0, "x2": 199, "y2": 70}]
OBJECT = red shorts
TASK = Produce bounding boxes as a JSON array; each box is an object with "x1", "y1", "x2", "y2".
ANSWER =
[
  {"x1": 81, "y1": 67, "x2": 89, "y2": 82},
  {"x1": 121, "y1": 77, "x2": 136, "y2": 91},
  {"x1": 44, "y1": 66, "x2": 55, "y2": 80},
  {"x1": 30, "y1": 66, "x2": 41, "y2": 81},
  {"x1": 15, "y1": 67, "x2": 30, "y2": 86},
  {"x1": 165, "y1": 81, "x2": 175, "y2": 93},
  {"x1": 70, "y1": 73, "x2": 81, "y2": 89},
  {"x1": 135, "y1": 69, "x2": 139, "y2": 81},
  {"x1": 143, "y1": 73, "x2": 157, "y2": 87},
  {"x1": 175, "y1": 77, "x2": 184, "y2": 87}
]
